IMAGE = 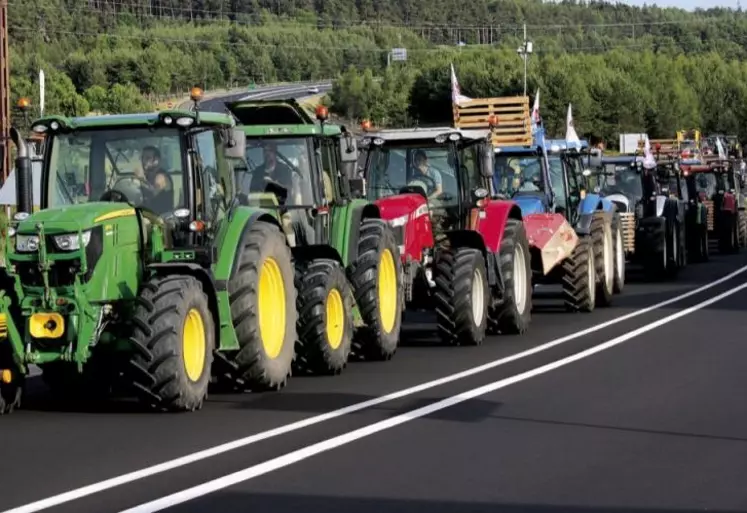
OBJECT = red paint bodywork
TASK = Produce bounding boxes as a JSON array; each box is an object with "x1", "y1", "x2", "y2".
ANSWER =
[
  {"x1": 522, "y1": 213, "x2": 571, "y2": 249},
  {"x1": 374, "y1": 194, "x2": 434, "y2": 263},
  {"x1": 681, "y1": 164, "x2": 738, "y2": 213},
  {"x1": 469, "y1": 198, "x2": 517, "y2": 253}
]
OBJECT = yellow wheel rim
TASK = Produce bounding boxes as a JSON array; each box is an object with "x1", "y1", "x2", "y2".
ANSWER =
[
  {"x1": 258, "y1": 257, "x2": 287, "y2": 359},
  {"x1": 326, "y1": 288, "x2": 345, "y2": 349},
  {"x1": 183, "y1": 308, "x2": 207, "y2": 382},
  {"x1": 378, "y1": 248, "x2": 398, "y2": 334}
]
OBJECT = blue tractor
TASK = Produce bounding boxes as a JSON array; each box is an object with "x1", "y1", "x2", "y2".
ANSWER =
[{"x1": 475, "y1": 97, "x2": 620, "y2": 311}]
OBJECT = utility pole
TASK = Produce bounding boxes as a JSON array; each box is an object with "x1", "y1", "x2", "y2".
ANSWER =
[
  {"x1": 517, "y1": 23, "x2": 533, "y2": 97},
  {"x1": 0, "y1": 0, "x2": 10, "y2": 183}
]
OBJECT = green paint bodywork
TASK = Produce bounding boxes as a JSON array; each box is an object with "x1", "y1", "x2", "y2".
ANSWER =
[{"x1": 32, "y1": 111, "x2": 235, "y2": 131}]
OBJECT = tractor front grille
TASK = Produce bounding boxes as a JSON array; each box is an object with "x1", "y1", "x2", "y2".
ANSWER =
[
  {"x1": 619, "y1": 212, "x2": 636, "y2": 253},
  {"x1": 703, "y1": 200, "x2": 715, "y2": 231},
  {"x1": 16, "y1": 259, "x2": 81, "y2": 288}
]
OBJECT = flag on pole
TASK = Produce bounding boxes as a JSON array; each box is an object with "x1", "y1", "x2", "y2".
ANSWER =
[
  {"x1": 39, "y1": 69, "x2": 45, "y2": 118},
  {"x1": 642, "y1": 136, "x2": 656, "y2": 169},
  {"x1": 565, "y1": 103, "x2": 579, "y2": 143},
  {"x1": 716, "y1": 137, "x2": 727, "y2": 160},
  {"x1": 450, "y1": 63, "x2": 471, "y2": 105},
  {"x1": 531, "y1": 89, "x2": 541, "y2": 129}
]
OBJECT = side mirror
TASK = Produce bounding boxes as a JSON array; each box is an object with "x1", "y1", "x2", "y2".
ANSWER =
[
  {"x1": 588, "y1": 149, "x2": 602, "y2": 169},
  {"x1": 472, "y1": 187, "x2": 489, "y2": 202},
  {"x1": 480, "y1": 143, "x2": 494, "y2": 177},
  {"x1": 339, "y1": 134, "x2": 359, "y2": 163},
  {"x1": 349, "y1": 177, "x2": 365, "y2": 198},
  {"x1": 225, "y1": 129, "x2": 246, "y2": 159}
]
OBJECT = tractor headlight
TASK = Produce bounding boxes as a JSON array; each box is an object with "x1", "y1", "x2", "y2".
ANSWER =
[
  {"x1": 53, "y1": 230, "x2": 92, "y2": 251},
  {"x1": 16, "y1": 234, "x2": 40, "y2": 252}
]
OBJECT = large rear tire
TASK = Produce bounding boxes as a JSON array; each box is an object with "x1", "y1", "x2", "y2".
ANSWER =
[
  {"x1": 228, "y1": 221, "x2": 297, "y2": 390},
  {"x1": 0, "y1": 340, "x2": 22, "y2": 415},
  {"x1": 562, "y1": 236, "x2": 596, "y2": 313},
  {"x1": 294, "y1": 259, "x2": 354, "y2": 375},
  {"x1": 129, "y1": 275, "x2": 215, "y2": 411},
  {"x1": 434, "y1": 247, "x2": 490, "y2": 345},
  {"x1": 487, "y1": 218, "x2": 531, "y2": 335},
  {"x1": 592, "y1": 215, "x2": 614, "y2": 307},
  {"x1": 349, "y1": 218, "x2": 403, "y2": 361}
]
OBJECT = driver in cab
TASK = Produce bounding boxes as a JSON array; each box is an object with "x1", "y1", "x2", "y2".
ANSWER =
[
  {"x1": 249, "y1": 142, "x2": 293, "y2": 203},
  {"x1": 409, "y1": 150, "x2": 443, "y2": 199},
  {"x1": 133, "y1": 145, "x2": 173, "y2": 214}
]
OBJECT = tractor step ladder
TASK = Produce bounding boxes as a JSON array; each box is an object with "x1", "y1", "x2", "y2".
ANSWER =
[{"x1": 453, "y1": 96, "x2": 533, "y2": 147}]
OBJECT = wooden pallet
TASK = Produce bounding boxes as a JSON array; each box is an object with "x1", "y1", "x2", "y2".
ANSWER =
[
  {"x1": 453, "y1": 96, "x2": 532, "y2": 147},
  {"x1": 619, "y1": 212, "x2": 636, "y2": 253},
  {"x1": 703, "y1": 200, "x2": 714, "y2": 231}
]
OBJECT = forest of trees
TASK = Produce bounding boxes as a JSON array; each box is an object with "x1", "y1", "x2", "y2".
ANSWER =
[{"x1": 9, "y1": 0, "x2": 747, "y2": 143}]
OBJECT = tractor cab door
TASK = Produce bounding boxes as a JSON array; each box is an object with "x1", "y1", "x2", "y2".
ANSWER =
[
  {"x1": 312, "y1": 135, "x2": 339, "y2": 246},
  {"x1": 553, "y1": 153, "x2": 582, "y2": 224},
  {"x1": 457, "y1": 139, "x2": 488, "y2": 221}
]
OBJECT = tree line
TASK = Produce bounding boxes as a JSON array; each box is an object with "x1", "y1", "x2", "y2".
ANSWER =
[{"x1": 8, "y1": 0, "x2": 747, "y2": 144}]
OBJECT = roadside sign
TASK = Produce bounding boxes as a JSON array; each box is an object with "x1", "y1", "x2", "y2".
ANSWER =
[{"x1": 391, "y1": 48, "x2": 407, "y2": 61}]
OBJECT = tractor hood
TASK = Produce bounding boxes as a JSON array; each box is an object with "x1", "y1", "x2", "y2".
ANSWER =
[
  {"x1": 512, "y1": 195, "x2": 546, "y2": 216},
  {"x1": 14, "y1": 202, "x2": 134, "y2": 234}
]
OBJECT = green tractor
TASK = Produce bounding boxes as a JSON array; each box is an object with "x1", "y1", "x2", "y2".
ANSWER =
[
  {"x1": 224, "y1": 99, "x2": 403, "y2": 374},
  {"x1": 0, "y1": 92, "x2": 402, "y2": 414}
]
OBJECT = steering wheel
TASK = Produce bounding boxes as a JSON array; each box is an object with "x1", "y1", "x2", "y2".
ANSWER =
[
  {"x1": 101, "y1": 177, "x2": 145, "y2": 205},
  {"x1": 408, "y1": 174, "x2": 436, "y2": 195}
]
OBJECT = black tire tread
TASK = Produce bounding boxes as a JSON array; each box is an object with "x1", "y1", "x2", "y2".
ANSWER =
[
  {"x1": 592, "y1": 215, "x2": 613, "y2": 307},
  {"x1": 562, "y1": 236, "x2": 595, "y2": 312}
]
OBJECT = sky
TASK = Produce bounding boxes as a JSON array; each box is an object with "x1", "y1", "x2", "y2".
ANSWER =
[{"x1": 614, "y1": 0, "x2": 741, "y2": 9}]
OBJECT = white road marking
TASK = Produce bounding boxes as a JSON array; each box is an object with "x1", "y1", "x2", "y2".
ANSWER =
[
  {"x1": 5, "y1": 263, "x2": 747, "y2": 513},
  {"x1": 122, "y1": 279, "x2": 747, "y2": 513}
]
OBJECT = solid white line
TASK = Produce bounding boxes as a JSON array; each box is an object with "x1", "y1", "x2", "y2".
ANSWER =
[
  {"x1": 5, "y1": 264, "x2": 747, "y2": 513},
  {"x1": 122, "y1": 279, "x2": 747, "y2": 513}
]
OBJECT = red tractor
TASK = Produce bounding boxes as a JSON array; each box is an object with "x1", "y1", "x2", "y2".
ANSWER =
[
  {"x1": 680, "y1": 158, "x2": 747, "y2": 253},
  {"x1": 355, "y1": 126, "x2": 532, "y2": 344}
]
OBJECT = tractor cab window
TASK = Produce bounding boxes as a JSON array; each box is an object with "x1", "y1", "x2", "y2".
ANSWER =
[
  {"x1": 547, "y1": 155, "x2": 569, "y2": 209},
  {"x1": 366, "y1": 145, "x2": 458, "y2": 207},
  {"x1": 694, "y1": 173, "x2": 717, "y2": 197},
  {"x1": 459, "y1": 144, "x2": 482, "y2": 196},
  {"x1": 319, "y1": 138, "x2": 339, "y2": 203},
  {"x1": 242, "y1": 137, "x2": 315, "y2": 208},
  {"x1": 493, "y1": 154, "x2": 543, "y2": 196},
  {"x1": 600, "y1": 163, "x2": 643, "y2": 200},
  {"x1": 46, "y1": 127, "x2": 186, "y2": 216},
  {"x1": 192, "y1": 129, "x2": 228, "y2": 221}
]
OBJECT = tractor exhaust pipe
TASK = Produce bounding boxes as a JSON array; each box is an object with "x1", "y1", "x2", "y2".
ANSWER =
[{"x1": 9, "y1": 127, "x2": 32, "y2": 215}]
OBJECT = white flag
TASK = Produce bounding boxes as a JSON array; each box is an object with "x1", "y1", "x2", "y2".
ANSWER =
[
  {"x1": 531, "y1": 89, "x2": 540, "y2": 128},
  {"x1": 716, "y1": 137, "x2": 726, "y2": 160},
  {"x1": 642, "y1": 136, "x2": 656, "y2": 169},
  {"x1": 565, "y1": 103, "x2": 579, "y2": 143},
  {"x1": 39, "y1": 69, "x2": 45, "y2": 117},
  {"x1": 450, "y1": 63, "x2": 471, "y2": 105}
]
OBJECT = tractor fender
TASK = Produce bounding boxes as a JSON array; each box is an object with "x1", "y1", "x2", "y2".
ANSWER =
[
  {"x1": 330, "y1": 200, "x2": 381, "y2": 265},
  {"x1": 579, "y1": 193, "x2": 615, "y2": 215},
  {"x1": 473, "y1": 199, "x2": 523, "y2": 253},
  {"x1": 212, "y1": 206, "x2": 283, "y2": 284},
  {"x1": 374, "y1": 193, "x2": 434, "y2": 264},
  {"x1": 147, "y1": 262, "x2": 221, "y2": 343}
]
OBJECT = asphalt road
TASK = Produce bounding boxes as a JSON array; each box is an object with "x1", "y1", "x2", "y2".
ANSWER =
[{"x1": 3, "y1": 248, "x2": 747, "y2": 513}]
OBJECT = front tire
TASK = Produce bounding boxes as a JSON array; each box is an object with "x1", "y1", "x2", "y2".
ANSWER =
[
  {"x1": 129, "y1": 275, "x2": 215, "y2": 412},
  {"x1": 434, "y1": 247, "x2": 490, "y2": 345},
  {"x1": 294, "y1": 259, "x2": 354, "y2": 375},
  {"x1": 487, "y1": 218, "x2": 532, "y2": 335},
  {"x1": 612, "y1": 215, "x2": 625, "y2": 294},
  {"x1": 592, "y1": 215, "x2": 614, "y2": 307},
  {"x1": 349, "y1": 218, "x2": 403, "y2": 361},
  {"x1": 228, "y1": 221, "x2": 297, "y2": 391}
]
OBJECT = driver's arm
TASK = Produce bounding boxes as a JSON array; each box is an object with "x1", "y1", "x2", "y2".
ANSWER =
[{"x1": 429, "y1": 169, "x2": 443, "y2": 198}]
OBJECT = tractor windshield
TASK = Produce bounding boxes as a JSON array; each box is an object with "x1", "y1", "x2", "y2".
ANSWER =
[
  {"x1": 693, "y1": 173, "x2": 718, "y2": 197},
  {"x1": 241, "y1": 137, "x2": 316, "y2": 207},
  {"x1": 46, "y1": 127, "x2": 186, "y2": 215},
  {"x1": 365, "y1": 144, "x2": 459, "y2": 206},
  {"x1": 600, "y1": 163, "x2": 643, "y2": 200},
  {"x1": 493, "y1": 154, "x2": 543, "y2": 196}
]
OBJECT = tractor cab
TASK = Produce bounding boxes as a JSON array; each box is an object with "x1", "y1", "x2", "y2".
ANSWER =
[
  {"x1": 594, "y1": 156, "x2": 647, "y2": 214},
  {"x1": 224, "y1": 99, "x2": 359, "y2": 249},
  {"x1": 360, "y1": 126, "x2": 494, "y2": 238},
  {"x1": 8, "y1": 89, "x2": 247, "y2": 283},
  {"x1": 544, "y1": 138, "x2": 592, "y2": 220}
]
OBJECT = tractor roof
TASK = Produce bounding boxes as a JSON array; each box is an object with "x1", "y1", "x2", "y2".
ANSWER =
[
  {"x1": 360, "y1": 127, "x2": 491, "y2": 143},
  {"x1": 545, "y1": 138, "x2": 589, "y2": 152},
  {"x1": 30, "y1": 111, "x2": 235, "y2": 132},
  {"x1": 225, "y1": 98, "x2": 342, "y2": 136}
]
